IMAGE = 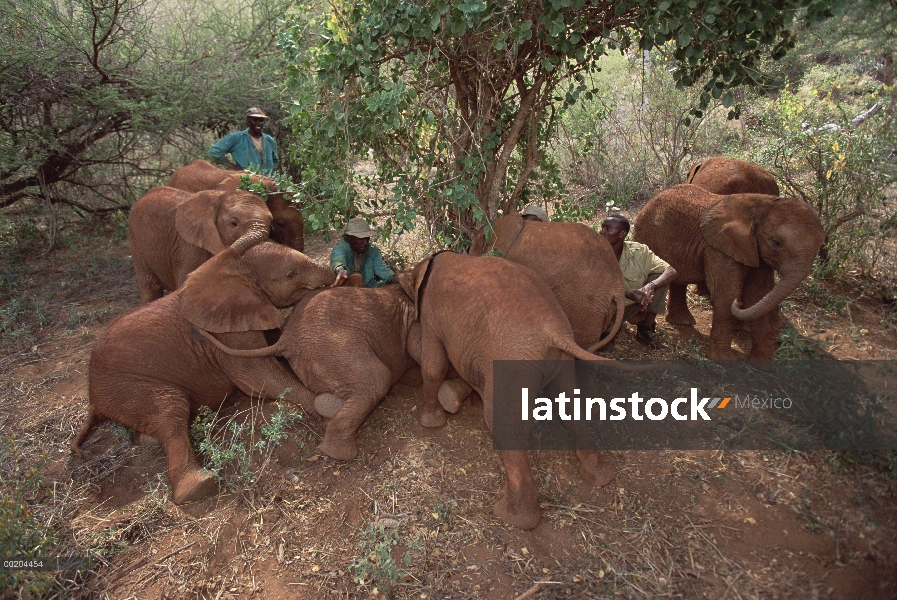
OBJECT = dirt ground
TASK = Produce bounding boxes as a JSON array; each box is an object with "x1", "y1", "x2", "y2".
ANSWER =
[{"x1": 1, "y1": 220, "x2": 896, "y2": 599}]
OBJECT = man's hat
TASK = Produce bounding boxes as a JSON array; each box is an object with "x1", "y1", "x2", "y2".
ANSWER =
[
  {"x1": 246, "y1": 107, "x2": 268, "y2": 120},
  {"x1": 344, "y1": 218, "x2": 377, "y2": 238},
  {"x1": 521, "y1": 204, "x2": 549, "y2": 222}
]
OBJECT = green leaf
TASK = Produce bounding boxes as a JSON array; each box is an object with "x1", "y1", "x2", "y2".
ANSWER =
[{"x1": 722, "y1": 91, "x2": 733, "y2": 108}]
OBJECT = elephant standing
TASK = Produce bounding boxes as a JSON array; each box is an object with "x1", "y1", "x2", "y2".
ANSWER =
[
  {"x1": 633, "y1": 185, "x2": 824, "y2": 359},
  {"x1": 129, "y1": 187, "x2": 273, "y2": 303},
  {"x1": 470, "y1": 214, "x2": 624, "y2": 352},
  {"x1": 72, "y1": 242, "x2": 335, "y2": 505},
  {"x1": 687, "y1": 157, "x2": 779, "y2": 196},
  {"x1": 168, "y1": 159, "x2": 304, "y2": 252},
  {"x1": 397, "y1": 252, "x2": 615, "y2": 530}
]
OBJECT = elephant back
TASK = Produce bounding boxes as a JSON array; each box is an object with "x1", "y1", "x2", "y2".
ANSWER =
[
  {"x1": 129, "y1": 186, "x2": 198, "y2": 292},
  {"x1": 505, "y1": 220, "x2": 624, "y2": 349},
  {"x1": 687, "y1": 157, "x2": 779, "y2": 196}
]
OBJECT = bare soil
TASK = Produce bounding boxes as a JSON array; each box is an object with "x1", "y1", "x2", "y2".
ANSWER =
[{"x1": 1, "y1": 222, "x2": 896, "y2": 599}]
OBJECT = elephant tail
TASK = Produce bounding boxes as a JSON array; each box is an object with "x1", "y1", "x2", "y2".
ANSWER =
[
  {"x1": 586, "y1": 285, "x2": 625, "y2": 353},
  {"x1": 193, "y1": 327, "x2": 281, "y2": 357},
  {"x1": 71, "y1": 407, "x2": 100, "y2": 456},
  {"x1": 554, "y1": 336, "x2": 678, "y2": 375}
]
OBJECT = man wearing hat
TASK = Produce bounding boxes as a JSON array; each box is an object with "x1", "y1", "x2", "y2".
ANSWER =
[
  {"x1": 521, "y1": 204, "x2": 549, "y2": 222},
  {"x1": 208, "y1": 107, "x2": 279, "y2": 174},
  {"x1": 330, "y1": 218, "x2": 396, "y2": 288}
]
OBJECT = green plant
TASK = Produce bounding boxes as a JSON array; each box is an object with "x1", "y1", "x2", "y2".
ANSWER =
[
  {"x1": 775, "y1": 327, "x2": 822, "y2": 359},
  {"x1": 0, "y1": 437, "x2": 57, "y2": 596},
  {"x1": 189, "y1": 401, "x2": 303, "y2": 489},
  {"x1": 350, "y1": 520, "x2": 419, "y2": 594}
]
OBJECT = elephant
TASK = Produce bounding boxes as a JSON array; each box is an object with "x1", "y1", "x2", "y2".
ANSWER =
[
  {"x1": 129, "y1": 186, "x2": 274, "y2": 304},
  {"x1": 168, "y1": 159, "x2": 304, "y2": 252},
  {"x1": 72, "y1": 241, "x2": 336, "y2": 505},
  {"x1": 632, "y1": 184, "x2": 824, "y2": 359},
  {"x1": 396, "y1": 251, "x2": 616, "y2": 530},
  {"x1": 686, "y1": 157, "x2": 780, "y2": 196},
  {"x1": 470, "y1": 214, "x2": 625, "y2": 352},
  {"x1": 196, "y1": 282, "x2": 478, "y2": 462}
]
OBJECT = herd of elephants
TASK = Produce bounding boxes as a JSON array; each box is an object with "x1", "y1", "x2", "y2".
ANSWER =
[{"x1": 69, "y1": 156, "x2": 825, "y2": 530}]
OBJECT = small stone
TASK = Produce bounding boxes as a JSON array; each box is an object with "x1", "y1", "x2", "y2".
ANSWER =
[
  {"x1": 598, "y1": 569, "x2": 605, "y2": 578},
  {"x1": 311, "y1": 565, "x2": 320, "y2": 572},
  {"x1": 521, "y1": 547, "x2": 529, "y2": 555}
]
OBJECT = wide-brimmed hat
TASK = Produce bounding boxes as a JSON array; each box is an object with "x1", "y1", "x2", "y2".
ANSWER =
[
  {"x1": 521, "y1": 204, "x2": 549, "y2": 221},
  {"x1": 246, "y1": 107, "x2": 268, "y2": 120},
  {"x1": 344, "y1": 218, "x2": 376, "y2": 238}
]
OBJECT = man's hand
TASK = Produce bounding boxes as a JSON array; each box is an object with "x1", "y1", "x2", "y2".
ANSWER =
[
  {"x1": 331, "y1": 266, "x2": 348, "y2": 288},
  {"x1": 625, "y1": 282, "x2": 656, "y2": 308}
]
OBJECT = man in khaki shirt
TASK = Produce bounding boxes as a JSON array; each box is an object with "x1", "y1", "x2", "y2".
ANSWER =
[{"x1": 600, "y1": 215, "x2": 678, "y2": 345}]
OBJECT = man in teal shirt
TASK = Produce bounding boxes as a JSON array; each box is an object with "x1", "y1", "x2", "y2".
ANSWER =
[
  {"x1": 208, "y1": 107, "x2": 279, "y2": 174},
  {"x1": 330, "y1": 218, "x2": 396, "y2": 288}
]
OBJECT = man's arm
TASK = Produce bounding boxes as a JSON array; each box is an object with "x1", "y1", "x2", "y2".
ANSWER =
[
  {"x1": 368, "y1": 245, "x2": 395, "y2": 285},
  {"x1": 209, "y1": 132, "x2": 242, "y2": 170},
  {"x1": 329, "y1": 241, "x2": 351, "y2": 287}
]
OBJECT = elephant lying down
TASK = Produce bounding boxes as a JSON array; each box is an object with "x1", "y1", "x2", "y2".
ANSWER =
[
  {"x1": 72, "y1": 242, "x2": 335, "y2": 504},
  {"x1": 197, "y1": 283, "x2": 474, "y2": 462}
]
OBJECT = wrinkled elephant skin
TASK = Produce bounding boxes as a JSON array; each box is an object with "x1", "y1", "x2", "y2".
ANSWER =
[
  {"x1": 633, "y1": 185, "x2": 824, "y2": 359},
  {"x1": 687, "y1": 157, "x2": 779, "y2": 196},
  {"x1": 72, "y1": 242, "x2": 335, "y2": 505}
]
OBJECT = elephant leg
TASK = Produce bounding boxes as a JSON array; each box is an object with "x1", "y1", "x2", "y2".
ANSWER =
[
  {"x1": 319, "y1": 363, "x2": 393, "y2": 461},
  {"x1": 224, "y1": 349, "x2": 317, "y2": 415},
  {"x1": 146, "y1": 390, "x2": 216, "y2": 505},
  {"x1": 418, "y1": 333, "x2": 450, "y2": 428},
  {"x1": 314, "y1": 393, "x2": 344, "y2": 418},
  {"x1": 494, "y1": 450, "x2": 540, "y2": 530},
  {"x1": 705, "y1": 255, "x2": 745, "y2": 360},
  {"x1": 744, "y1": 266, "x2": 778, "y2": 360},
  {"x1": 269, "y1": 199, "x2": 304, "y2": 252},
  {"x1": 133, "y1": 260, "x2": 164, "y2": 304},
  {"x1": 437, "y1": 378, "x2": 474, "y2": 414},
  {"x1": 666, "y1": 283, "x2": 696, "y2": 325}
]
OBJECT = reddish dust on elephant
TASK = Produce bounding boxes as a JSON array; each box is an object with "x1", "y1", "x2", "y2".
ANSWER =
[
  {"x1": 72, "y1": 243, "x2": 334, "y2": 505},
  {"x1": 686, "y1": 156, "x2": 780, "y2": 196},
  {"x1": 168, "y1": 159, "x2": 304, "y2": 252},
  {"x1": 633, "y1": 184, "x2": 825, "y2": 359}
]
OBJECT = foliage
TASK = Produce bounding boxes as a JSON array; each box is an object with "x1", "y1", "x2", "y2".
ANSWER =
[
  {"x1": 0, "y1": 437, "x2": 57, "y2": 596},
  {"x1": 0, "y1": 0, "x2": 302, "y2": 246},
  {"x1": 190, "y1": 401, "x2": 303, "y2": 488},
  {"x1": 754, "y1": 85, "x2": 896, "y2": 275},
  {"x1": 283, "y1": 0, "x2": 844, "y2": 245},
  {"x1": 775, "y1": 326, "x2": 822, "y2": 359},
  {"x1": 351, "y1": 520, "x2": 420, "y2": 594}
]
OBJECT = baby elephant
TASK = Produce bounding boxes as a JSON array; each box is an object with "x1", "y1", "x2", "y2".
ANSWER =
[
  {"x1": 72, "y1": 242, "x2": 335, "y2": 504},
  {"x1": 198, "y1": 284, "x2": 469, "y2": 461}
]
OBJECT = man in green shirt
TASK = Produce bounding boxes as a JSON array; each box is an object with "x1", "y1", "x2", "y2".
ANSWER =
[
  {"x1": 208, "y1": 107, "x2": 279, "y2": 174},
  {"x1": 600, "y1": 215, "x2": 678, "y2": 345},
  {"x1": 330, "y1": 218, "x2": 396, "y2": 288}
]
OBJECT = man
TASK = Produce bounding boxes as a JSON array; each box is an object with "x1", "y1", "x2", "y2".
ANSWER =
[
  {"x1": 330, "y1": 218, "x2": 396, "y2": 288},
  {"x1": 521, "y1": 204, "x2": 549, "y2": 222},
  {"x1": 599, "y1": 215, "x2": 677, "y2": 345},
  {"x1": 208, "y1": 107, "x2": 279, "y2": 174}
]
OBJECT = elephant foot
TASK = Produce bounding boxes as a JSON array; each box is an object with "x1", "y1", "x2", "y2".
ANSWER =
[
  {"x1": 319, "y1": 436, "x2": 359, "y2": 461},
  {"x1": 666, "y1": 310, "x2": 696, "y2": 326},
  {"x1": 314, "y1": 393, "x2": 344, "y2": 419},
  {"x1": 747, "y1": 348, "x2": 776, "y2": 361},
  {"x1": 575, "y1": 450, "x2": 615, "y2": 487},
  {"x1": 437, "y1": 379, "x2": 472, "y2": 414},
  {"x1": 494, "y1": 495, "x2": 540, "y2": 530},
  {"x1": 172, "y1": 469, "x2": 217, "y2": 505},
  {"x1": 419, "y1": 406, "x2": 448, "y2": 428}
]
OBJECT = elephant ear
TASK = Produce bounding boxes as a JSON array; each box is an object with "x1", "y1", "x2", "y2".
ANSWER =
[
  {"x1": 492, "y1": 213, "x2": 524, "y2": 255},
  {"x1": 178, "y1": 248, "x2": 285, "y2": 333},
  {"x1": 396, "y1": 253, "x2": 441, "y2": 320},
  {"x1": 175, "y1": 190, "x2": 228, "y2": 255},
  {"x1": 699, "y1": 195, "x2": 760, "y2": 268},
  {"x1": 686, "y1": 161, "x2": 703, "y2": 184}
]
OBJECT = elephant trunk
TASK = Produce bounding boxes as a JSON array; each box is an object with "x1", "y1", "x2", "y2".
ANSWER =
[
  {"x1": 731, "y1": 261, "x2": 812, "y2": 321},
  {"x1": 231, "y1": 221, "x2": 270, "y2": 255}
]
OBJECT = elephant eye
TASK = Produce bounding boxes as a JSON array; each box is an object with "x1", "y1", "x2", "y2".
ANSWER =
[
  {"x1": 286, "y1": 270, "x2": 296, "y2": 279},
  {"x1": 229, "y1": 219, "x2": 238, "y2": 227},
  {"x1": 769, "y1": 238, "x2": 783, "y2": 248}
]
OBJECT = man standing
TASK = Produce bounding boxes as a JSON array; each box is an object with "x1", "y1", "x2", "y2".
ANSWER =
[
  {"x1": 600, "y1": 215, "x2": 677, "y2": 345},
  {"x1": 208, "y1": 107, "x2": 279, "y2": 174},
  {"x1": 330, "y1": 218, "x2": 396, "y2": 288}
]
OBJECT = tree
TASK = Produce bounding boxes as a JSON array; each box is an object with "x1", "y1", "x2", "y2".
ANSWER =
[
  {"x1": 283, "y1": 0, "x2": 845, "y2": 244},
  {"x1": 0, "y1": 0, "x2": 298, "y2": 223}
]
